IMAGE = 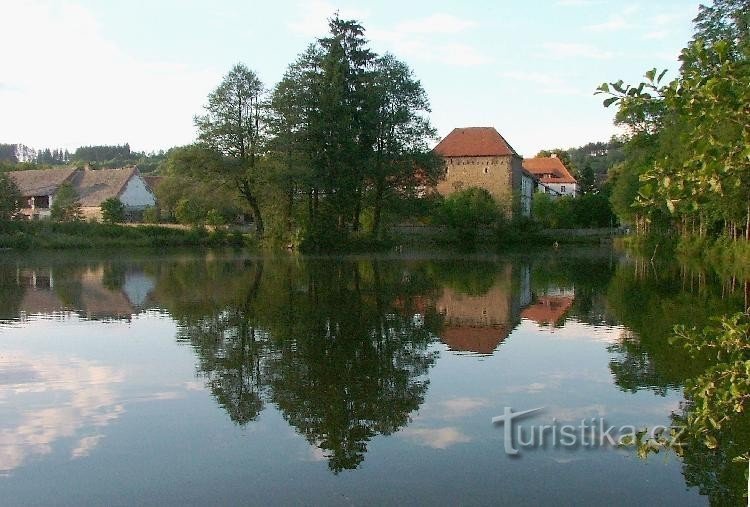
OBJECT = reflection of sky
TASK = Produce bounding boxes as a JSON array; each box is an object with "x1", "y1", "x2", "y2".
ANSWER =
[
  {"x1": 0, "y1": 261, "x2": 705, "y2": 505},
  {"x1": 0, "y1": 351, "x2": 124, "y2": 474}
]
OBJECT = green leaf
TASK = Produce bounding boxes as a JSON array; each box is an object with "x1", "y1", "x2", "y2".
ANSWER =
[{"x1": 603, "y1": 97, "x2": 618, "y2": 107}]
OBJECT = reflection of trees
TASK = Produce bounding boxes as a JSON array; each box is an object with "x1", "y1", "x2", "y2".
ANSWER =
[
  {"x1": 605, "y1": 261, "x2": 741, "y2": 394},
  {"x1": 175, "y1": 261, "x2": 266, "y2": 424},
  {"x1": 606, "y1": 258, "x2": 748, "y2": 503},
  {"x1": 164, "y1": 258, "x2": 440, "y2": 471},
  {"x1": 675, "y1": 409, "x2": 750, "y2": 506}
]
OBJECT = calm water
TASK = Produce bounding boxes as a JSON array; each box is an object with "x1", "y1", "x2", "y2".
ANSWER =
[{"x1": 0, "y1": 247, "x2": 746, "y2": 506}]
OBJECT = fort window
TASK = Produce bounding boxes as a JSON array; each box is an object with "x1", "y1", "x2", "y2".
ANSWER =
[{"x1": 484, "y1": 167, "x2": 489, "y2": 174}]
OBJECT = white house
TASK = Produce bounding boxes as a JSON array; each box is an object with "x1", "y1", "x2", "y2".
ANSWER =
[
  {"x1": 522, "y1": 155, "x2": 578, "y2": 198},
  {"x1": 9, "y1": 166, "x2": 156, "y2": 221}
]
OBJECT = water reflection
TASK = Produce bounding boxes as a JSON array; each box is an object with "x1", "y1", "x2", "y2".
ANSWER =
[
  {"x1": 0, "y1": 351, "x2": 124, "y2": 475},
  {"x1": 0, "y1": 248, "x2": 746, "y2": 503}
]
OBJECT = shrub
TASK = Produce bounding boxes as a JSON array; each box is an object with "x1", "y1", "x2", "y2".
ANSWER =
[{"x1": 101, "y1": 197, "x2": 125, "y2": 223}]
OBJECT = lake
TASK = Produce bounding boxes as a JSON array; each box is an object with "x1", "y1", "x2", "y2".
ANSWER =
[{"x1": 0, "y1": 247, "x2": 746, "y2": 505}]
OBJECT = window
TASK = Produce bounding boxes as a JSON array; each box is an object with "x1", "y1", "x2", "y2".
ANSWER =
[
  {"x1": 561, "y1": 186, "x2": 566, "y2": 193},
  {"x1": 484, "y1": 167, "x2": 489, "y2": 174}
]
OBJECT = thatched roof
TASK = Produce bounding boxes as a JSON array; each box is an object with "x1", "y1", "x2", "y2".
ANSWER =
[
  {"x1": 6, "y1": 167, "x2": 77, "y2": 197},
  {"x1": 70, "y1": 167, "x2": 138, "y2": 207}
]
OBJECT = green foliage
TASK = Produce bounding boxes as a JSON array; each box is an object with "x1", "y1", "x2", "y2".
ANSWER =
[
  {"x1": 50, "y1": 182, "x2": 82, "y2": 222},
  {"x1": 532, "y1": 192, "x2": 616, "y2": 229},
  {"x1": 0, "y1": 173, "x2": 21, "y2": 220},
  {"x1": 205, "y1": 209, "x2": 225, "y2": 226},
  {"x1": 597, "y1": 0, "x2": 750, "y2": 240},
  {"x1": 100, "y1": 197, "x2": 125, "y2": 224},
  {"x1": 434, "y1": 187, "x2": 499, "y2": 244},
  {"x1": 0, "y1": 221, "x2": 239, "y2": 249},
  {"x1": 672, "y1": 312, "x2": 750, "y2": 448},
  {"x1": 142, "y1": 206, "x2": 159, "y2": 224},
  {"x1": 194, "y1": 64, "x2": 266, "y2": 236},
  {"x1": 174, "y1": 198, "x2": 204, "y2": 225}
]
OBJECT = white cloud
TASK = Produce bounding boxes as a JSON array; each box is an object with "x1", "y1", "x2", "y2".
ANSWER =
[
  {"x1": 400, "y1": 426, "x2": 471, "y2": 449},
  {"x1": 369, "y1": 14, "x2": 490, "y2": 67},
  {"x1": 541, "y1": 42, "x2": 614, "y2": 60},
  {"x1": 394, "y1": 13, "x2": 476, "y2": 34},
  {"x1": 0, "y1": 351, "x2": 125, "y2": 473},
  {"x1": 287, "y1": 0, "x2": 370, "y2": 37},
  {"x1": 500, "y1": 71, "x2": 585, "y2": 97},
  {"x1": 0, "y1": 1, "x2": 218, "y2": 152},
  {"x1": 555, "y1": 0, "x2": 602, "y2": 6}
]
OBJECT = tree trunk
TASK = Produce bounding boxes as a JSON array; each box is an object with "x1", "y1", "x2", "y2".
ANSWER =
[{"x1": 372, "y1": 177, "x2": 385, "y2": 238}]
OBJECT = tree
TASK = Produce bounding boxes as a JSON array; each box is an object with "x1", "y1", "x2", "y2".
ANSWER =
[
  {"x1": 50, "y1": 182, "x2": 82, "y2": 222},
  {"x1": 195, "y1": 64, "x2": 266, "y2": 237},
  {"x1": 367, "y1": 53, "x2": 438, "y2": 237},
  {"x1": 435, "y1": 187, "x2": 500, "y2": 244},
  {"x1": 100, "y1": 197, "x2": 125, "y2": 223},
  {"x1": 0, "y1": 173, "x2": 21, "y2": 220},
  {"x1": 596, "y1": 0, "x2": 750, "y2": 240}
]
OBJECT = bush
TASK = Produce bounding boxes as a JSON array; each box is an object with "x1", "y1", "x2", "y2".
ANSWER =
[
  {"x1": 174, "y1": 198, "x2": 204, "y2": 225},
  {"x1": 101, "y1": 197, "x2": 125, "y2": 223},
  {"x1": 434, "y1": 187, "x2": 500, "y2": 244},
  {"x1": 50, "y1": 182, "x2": 82, "y2": 222},
  {"x1": 142, "y1": 206, "x2": 159, "y2": 224}
]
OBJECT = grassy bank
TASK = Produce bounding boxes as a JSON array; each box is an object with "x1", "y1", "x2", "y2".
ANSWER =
[{"x1": 0, "y1": 221, "x2": 247, "y2": 250}]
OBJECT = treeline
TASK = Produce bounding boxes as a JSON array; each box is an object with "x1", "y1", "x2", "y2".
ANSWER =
[
  {"x1": 0, "y1": 142, "x2": 167, "y2": 173},
  {"x1": 159, "y1": 15, "x2": 439, "y2": 250},
  {"x1": 598, "y1": 0, "x2": 749, "y2": 243},
  {"x1": 536, "y1": 138, "x2": 625, "y2": 194}
]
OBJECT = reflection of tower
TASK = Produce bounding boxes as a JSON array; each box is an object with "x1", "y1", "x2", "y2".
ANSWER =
[
  {"x1": 521, "y1": 288, "x2": 575, "y2": 328},
  {"x1": 436, "y1": 264, "x2": 523, "y2": 355}
]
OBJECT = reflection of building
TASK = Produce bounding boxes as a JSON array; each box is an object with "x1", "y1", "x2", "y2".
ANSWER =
[
  {"x1": 521, "y1": 290, "x2": 574, "y2": 327},
  {"x1": 16, "y1": 265, "x2": 155, "y2": 321},
  {"x1": 435, "y1": 265, "x2": 531, "y2": 355}
]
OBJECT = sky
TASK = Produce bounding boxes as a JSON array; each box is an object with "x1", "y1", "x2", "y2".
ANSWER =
[{"x1": 0, "y1": 0, "x2": 701, "y2": 157}]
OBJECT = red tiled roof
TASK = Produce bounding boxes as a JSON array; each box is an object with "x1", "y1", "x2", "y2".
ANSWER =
[
  {"x1": 441, "y1": 325, "x2": 510, "y2": 355},
  {"x1": 433, "y1": 127, "x2": 518, "y2": 157},
  {"x1": 521, "y1": 295, "x2": 574, "y2": 327},
  {"x1": 522, "y1": 157, "x2": 577, "y2": 184}
]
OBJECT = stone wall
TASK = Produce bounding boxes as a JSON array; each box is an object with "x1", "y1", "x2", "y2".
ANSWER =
[{"x1": 435, "y1": 155, "x2": 519, "y2": 215}]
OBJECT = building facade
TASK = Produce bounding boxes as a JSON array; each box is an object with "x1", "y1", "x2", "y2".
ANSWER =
[
  {"x1": 522, "y1": 155, "x2": 578, "y2": 198},
  {"x1": 433, "y1": 127, "x2": 533, "y2": 217}
]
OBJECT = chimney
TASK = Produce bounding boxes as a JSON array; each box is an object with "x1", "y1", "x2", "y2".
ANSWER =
[{"x1": 550, "y1": 153, "x2": 558, "y2": 159}]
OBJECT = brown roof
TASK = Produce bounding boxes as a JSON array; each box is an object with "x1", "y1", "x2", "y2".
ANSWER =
[
  {"x1": 441, "y1": 325, "x2": 511, "y2": 355},
  {"x1": 521, "y1": 295, "x2": 574, "y2": 327},
  {"x1": 6, "y1": 167, "x2": 77, "y2": 197},
  {"x1": 433, "y1": 127, "x2": 518, "y2": 157},
  {"x1": 522, "y1": 157, "x2": 577, "y2": 184},
  {"x1": 70, "y1": 167, "x2": 139, "y2": 207},
  {"x1": 142, "y1": 175, "x2": 163, "y2": 192}
]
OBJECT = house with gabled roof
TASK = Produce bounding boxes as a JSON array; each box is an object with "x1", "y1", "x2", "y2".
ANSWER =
[
  {"x1": 433, "y1": 127, "x2": 535, "y2": 217},
  {"x1": 522, "y1": 155, "x2": 578, "y2": 198},
  {"x1": 8, "y1": 166, "x2": 156, "y2": 221}
]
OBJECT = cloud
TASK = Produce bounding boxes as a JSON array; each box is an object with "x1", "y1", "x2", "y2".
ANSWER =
[
  {"x1": 0, "y1": 351, "x2": 125, "y2": 474},
  {"x1": 540, "y1": 42, "x2": 614, "y2": 60},
  {"x1": 585, "y1": 5, "x2": 640, "y2": 32},
  {"x1": 287, "y1": 0, "x2": 370, "y2": 37},
  {"x1": 500, "y1": 71, "x2": 585, "y2": 97},
  {"x1": 555, "y1": 0, "x2": 602, "y2": 6},
  {"x1": 369, "y1": 16, "x2": 490, "y2": 67},
  {"x1": 0, "y1": 1, "x2": 218, "y2": 152},
  {"x1": 400, "y1": 427, "x2": 471, "y2": 449},
  {"x1": 394, "y1": 13, "x2": 476, "y2": 34},
  {"x1": 288, "y1": 7, "x2": 489, "y2": 67}
]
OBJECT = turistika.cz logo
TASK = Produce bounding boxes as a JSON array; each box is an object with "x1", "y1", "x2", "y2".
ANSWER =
[{"x1": 491, "y1": 407, "x2": 685, "y2": 456}]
